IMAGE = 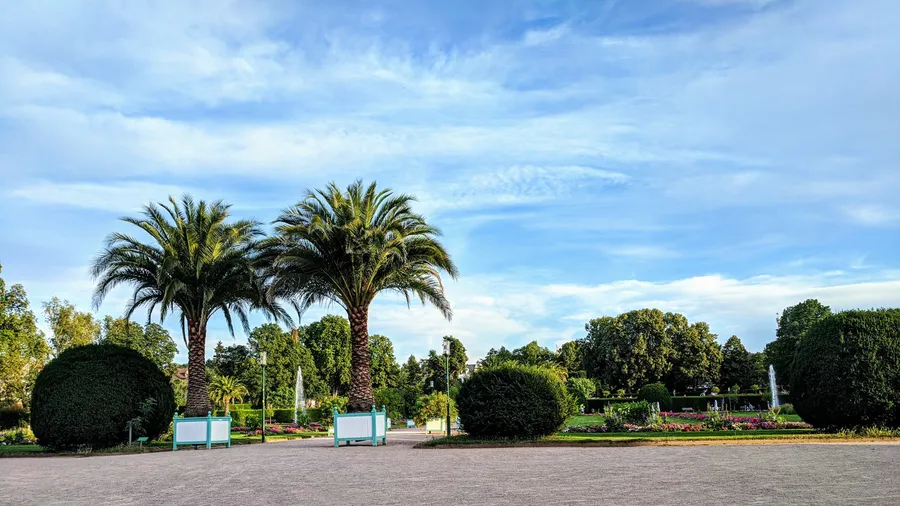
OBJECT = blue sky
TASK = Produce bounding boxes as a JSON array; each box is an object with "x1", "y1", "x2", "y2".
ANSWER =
[{"x1": 2, "y1": 0, "x2": 899, "y2": 364}]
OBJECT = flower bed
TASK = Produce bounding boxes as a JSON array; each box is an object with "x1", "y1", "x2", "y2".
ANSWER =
[
  {"x1": 0, "y1": 427, "x2": 36, "y2": 445},
  {"x1": 564, "y1": 419, "x2": 810, "y2": 434}
]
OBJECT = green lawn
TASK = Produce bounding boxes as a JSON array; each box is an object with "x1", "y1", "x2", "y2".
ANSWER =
[
  {"x1": 0, "y1": 444, "x2": 44, "y2": 454},
  {"x1": 567, "y1": 415, "x2": 606, "y2": 426}
]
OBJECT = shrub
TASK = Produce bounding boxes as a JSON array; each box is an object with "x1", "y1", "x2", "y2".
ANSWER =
[
  {"x1": 306, "y1": 407, "x2": 322, "y2": 422},
  {"x1": 456, "y1": 363, "x2": 569, "y2": 439},
  {"x1": 566, "y1": 377, "x2": 596, "y2": 407},
  {"x1": 272, "y1": 409, "x2": 295, "y2": 424},
  {"x1": 777, "y1": 403, "x2": 796, "y2": 415},
  {"x1": 318, "y1": 396, "x2": 348, "y2": 427},
  {"x1": 791, "y1": 309, "x2": 900, "y2": 429},
  {"x1": 414, "y1": 392, "x2": 457, "y2": 427},
  {"x1": 637, "y1": 383, "x2": 672, "y2": 410},
  {"x1": 374, "y1": 387, "x2": 405, "y2": 419},
  {"x1": 611, "y1": 401, "x2": 651, "y2": 425},
  {"x1": 31, "y1": 344, "x2": 175, "y2": 450},
  {"x1": 0, "y1": 405, "x2": 28, "y2": 429}
]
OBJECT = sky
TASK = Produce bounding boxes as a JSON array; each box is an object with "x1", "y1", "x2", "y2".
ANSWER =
[{"x1": 1, "y1": 0, "x2": 899, "y2": 364}]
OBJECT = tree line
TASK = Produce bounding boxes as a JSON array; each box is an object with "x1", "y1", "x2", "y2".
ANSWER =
[{"x1": 1, "y1": 179, "x2": 836, "y2": 418}]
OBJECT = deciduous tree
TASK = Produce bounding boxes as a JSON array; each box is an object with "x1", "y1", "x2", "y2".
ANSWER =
[{"x1": 42, "y1": 297, "x2": 100, "y2": 356}]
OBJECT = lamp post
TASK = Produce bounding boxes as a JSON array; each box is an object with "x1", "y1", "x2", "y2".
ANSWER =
[
  {"x1": 443, "y1": 337, "x2": 451, "y2": 438},
  {"x1": 261, "y1": 351, "x2": 267, "y2": 443}
]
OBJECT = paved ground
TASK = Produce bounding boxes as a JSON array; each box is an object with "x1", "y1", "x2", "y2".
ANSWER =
[{"x1": 2, "y1": 430, "x2": 899, "y2": 505}]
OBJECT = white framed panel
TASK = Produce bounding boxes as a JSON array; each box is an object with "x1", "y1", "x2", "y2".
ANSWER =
[
  {"x1": 175, "y1": 420, "x2": 207, "y2": 443},
  {"x1": 337, "y1": 416, "x2": 372, "y2": 438},
  {"x1": 210, "y1": 420, "x2": 230, "y2": 441}
]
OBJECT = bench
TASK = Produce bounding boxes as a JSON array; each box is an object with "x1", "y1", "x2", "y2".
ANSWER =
[{"x1": 681, "y1": 407, "x2": 694, "y2": 412}]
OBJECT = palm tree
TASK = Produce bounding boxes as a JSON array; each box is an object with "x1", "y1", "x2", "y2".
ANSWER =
[
  {"x1": 209, "y1": 375, "x2": 249, "y2": 414},
  {"x1": 91, "y1": 195, "x2": 287, "y2": 417},
  {"x1": 264, "y1": 181, "x2": 458, "y2": 412}
]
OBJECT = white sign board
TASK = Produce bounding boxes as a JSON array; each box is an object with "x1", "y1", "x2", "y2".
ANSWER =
[
  {"x1": 175, "y1": 420, "x2": 207, "y2": 443},
  {"x1": 210, "y1": 419, "x2": 230, "y2": 441}
]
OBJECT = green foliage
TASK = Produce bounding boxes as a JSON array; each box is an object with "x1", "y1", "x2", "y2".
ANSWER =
[
  {"x1": 207, "y1": 343, "x2": 251, "y2": 380},
  {"x1": 208, "y1": 375, "x2": 248, "y2": 413},
  {"x1": 374, "y1": 387, "x2": 405, "y2": 419},
  {"x1": 423, "y1": 337, "x2": 468, "y2": 393},
  {"x1": 369, "y1": 334, "x2": 400, "y2": 389},
  {"x1": 765, "y1": 299, "x2": 831, "y2": 381},
  {"x1": 318, "y1": 396, "x2": 348, "y2": 427},
  {"x1": 272, "y1": 408, "x2": 296, "y2": 424},
  {"x1": 480, "y1": 346, "x2": 515, "y2": 368},
  {"x1": 0, "y1": 405, "x2": 28, "y2": 429},
  {"x1": 566, "y1": 377, "x2": 596, "y2": 406},
  {"x1": 456, "y1": 363, "x2": 569, "y2": 439},
  {"x1": 91, "y1": 195, "x2": 287, "y2": 417},
  {"x1": 582, "y1": 310, "x2": 674, "y2": 390},
  {"x1": 720, "y1": 335, "x2": 754, "y2": 392},
  {"x1": 777, "y1": 403, "x2": 796, "y2": 415},
  {"x1": 791, "y1": 309, "x2": 900, "y2": 429},
  {"x1": 398, "y1": 355, "x2": 424, "y2": 390},
  {"x1": 0, "y1": 265, "x2": 49, "y2": 407},
  {"x1": 710, "y1": 386, "x2": 720, "y2": 394},
  {"x1": 512, "y1": 341, "x2": 556, "y2": 367},
  {"x1": 302, "y1": 315, "x2": 352, "y2": 396},
  {"x1": 611, "y1": 401, "x2": 651, "y2": 425},
  {"x1": 666, "y1": 315, "x2": 722, "y2": 392},
  {"x1": 603, "y1": 411, "x2": 626, "y2": 432},
  {"x1": 31, "y1": 344, "x2": 175, "y2": 450},
  {"x1": 414, "y1": 392, "x2": 457, "y2": 427},
  {"x1": 171, "y1": 376, "x2": 186, "y2": 409},
  {"x1": 42, "y1": 297, "x2": 100, "y2": 356},
  {"x1": 637, "y1": 383, "x2": 672, "y2": 410},
  {"x1": 246, "y1": 323, "x2": 325, "y2": 408},
  {"x1": 556, "y1": 341, "x2": 583, "y2": 375},
  {"x1": 98, "y1": 317, "x2": 177, "y2": 372},
  {"x1": 265, "y1": 181, "x2": 459, "y2": 412}
]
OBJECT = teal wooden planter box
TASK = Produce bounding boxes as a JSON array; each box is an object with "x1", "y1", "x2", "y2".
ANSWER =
[
  {"x1": 172, "y1": 412, "x2": 231, "y2": 450},
  {"x1": 333, "y1": 405, "x2": 387, "y2": 447}
]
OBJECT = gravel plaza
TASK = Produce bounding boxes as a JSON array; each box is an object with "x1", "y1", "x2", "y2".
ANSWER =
[{"x1": 2, "y1": 432, "x2": 899, "y2": 506}]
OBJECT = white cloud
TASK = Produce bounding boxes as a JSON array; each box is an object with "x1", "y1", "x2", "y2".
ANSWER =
[
  {"x1": 842, "y1": 205, "x2": 899, "y2": 226},
  {"x1": 11, "y1": 181, "x2": 193, "y2": 213}
]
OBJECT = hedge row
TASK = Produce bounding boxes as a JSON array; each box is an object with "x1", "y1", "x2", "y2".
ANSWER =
[
  {"x1": 214, "y1": 407, "x2": 324, "y2": 426},
  {"x1": 0, "y1": 406, "x2": 28, "y2": 429},
  {"x1": 586, "y1": 394, "x2": 790, "y2": 413}
]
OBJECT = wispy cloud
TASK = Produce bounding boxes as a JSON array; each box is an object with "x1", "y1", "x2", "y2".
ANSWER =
[{"x1": 1, "y1": 0, "x2": 899, "y2": 362}]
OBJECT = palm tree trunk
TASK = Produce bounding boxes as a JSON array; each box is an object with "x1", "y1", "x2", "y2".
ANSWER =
[
  {"x1": 185, "y1": 319, "x2": 212, "y2": 417},
  {"x1": 347, "y1": 306, "x2": 374, "y2": 412}
]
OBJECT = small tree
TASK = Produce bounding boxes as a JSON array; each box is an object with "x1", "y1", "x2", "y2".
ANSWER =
[
  {"x1": 208, "y1": 375, "x2": 248, "y2": 414},
  {"x1": 414, "y1": 392, "x2": 456, "y2": 427},
  {"x1": 566, "y1": 377, "x2": 596, "y2": 407}
]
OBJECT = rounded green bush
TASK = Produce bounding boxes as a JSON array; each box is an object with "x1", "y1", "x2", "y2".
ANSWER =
[
  {"x1": 791, "y1": 309, "x2": 900, "y2": 429},
  {"x1": 456, "y1": 363, "x2": 569, "y2": 439},
  {"x1": 637, "y1": 382, "x2": 672, "y2": 410},
  {"x1": 31, "y1": 344, "x2": 175, "y2": 449}
]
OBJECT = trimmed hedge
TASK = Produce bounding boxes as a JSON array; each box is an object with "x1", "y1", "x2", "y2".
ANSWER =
[
  {"x1": 791, "y1": 309, "x2": 900, "y2": 429},
  {"x1": 31, "y1": 344, "x2": 175, "y2": 450},
  {"x1": 637, "y1": 383, "x2": 672, "y2": 410},
  {"x1": 0, "y1": 406, "x2": 28, "y2": 429},
  {"x1": 457, "y1": 363, "x2": 569, "y2": 439}
]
